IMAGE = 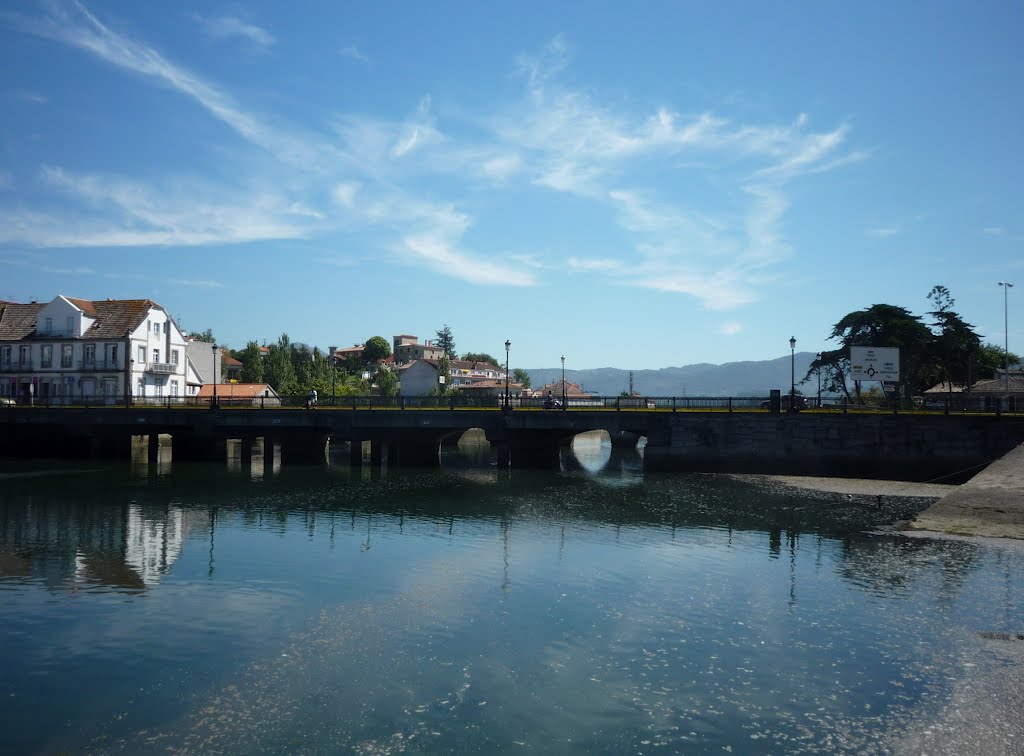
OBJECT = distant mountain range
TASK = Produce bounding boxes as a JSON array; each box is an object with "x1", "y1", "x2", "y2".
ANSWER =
[{"x1": 524, "y1": 353, "x2": 820, "y2": 397}]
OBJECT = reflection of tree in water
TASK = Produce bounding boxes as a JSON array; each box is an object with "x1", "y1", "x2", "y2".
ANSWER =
[{"x1": 835, "y1": 535, "x2": 980, "y2": 600}]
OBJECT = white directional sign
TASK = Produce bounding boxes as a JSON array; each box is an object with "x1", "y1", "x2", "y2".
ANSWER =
[{"x1": 850, "y1": 346, "x2": 900, "y2": 382}]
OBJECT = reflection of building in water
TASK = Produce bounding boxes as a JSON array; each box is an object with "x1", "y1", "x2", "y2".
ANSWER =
[
  {"x1": 0, "y1": 500, "x2": 201, "y2": 590},
  {"x1": 121, "y1": 504, "x2": 185, "y2": 585}
]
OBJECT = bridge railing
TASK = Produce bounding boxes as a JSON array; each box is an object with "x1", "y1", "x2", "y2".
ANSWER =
[{"x1": 2, "y1": 392, "x2": 1020, "y2": 415}]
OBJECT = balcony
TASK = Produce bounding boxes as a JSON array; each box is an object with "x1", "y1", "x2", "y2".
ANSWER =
[{"x1": 146, "y1": 362, "x2": 177, "y2": 375}]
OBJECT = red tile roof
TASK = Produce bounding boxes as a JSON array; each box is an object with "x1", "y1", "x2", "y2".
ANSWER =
[
  {"x1": 0, "y1": 297, "x2": 158, "y2": 341},
  {"x1": 196, "y1": 383, "x2": 278, "y2": 398}
]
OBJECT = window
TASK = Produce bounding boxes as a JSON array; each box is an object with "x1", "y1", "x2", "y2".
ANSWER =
[
  {"x1": 84, "y1": 344, "x2": 95, "y2": 366},
  {"x1": 137, "y1": 378, "x2": 145, "y2": 397},
  {"x1": 61, "y1": 344, "x2": 72, "y2": 369},
  {"x1": 155, "y1": 382, "x2": 163, "y2": 398},
  {"x1": 153, "y1": 321, "x2": 160, "y2": 335},
  {"x1": 138, "y1": 346, "x2": 146, "y2": 364},
  {"x1": 66, "y1": 316, "x2": 74, "y2": 335},
  {"x1": 153, "y1": 348, "x2": 160, "y2": 364},
  {"x1": 41, "y1": 345, "x2": 52, "y2": 368},
  {"x1": 0, "y1": 346, "x2": 10, "y2": 367},
  {"x1": 45, "y1": 316, "x2": 53, "y2": 333},
  {"x1": 19, "y1": 345, "x2": 31, "y2": 367},
  {"x1": 110, "y1": 344, "x2": 118, "y2": 366},
  {"x1": 170, "y1": 379, "x2": 179, "y2": 397},
  {"x1": 170, "y1": 349, "x2": 179, "y2": 365}
]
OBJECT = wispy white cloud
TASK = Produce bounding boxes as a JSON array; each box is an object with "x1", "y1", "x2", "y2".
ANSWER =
[
  {"x1": 390, "y1": 96, "x2": 443, "y2": 159},
  {"x1": 15, "y1": 2, "x2": 321, "y2": 169},
  {"x1": 719, "y1": 321, "x2": 742, "y2": 335},
  {"x1": 331, "y1": 182, "x2": 360, "y2": 209},
  {"x1": 401, "y1": 233, "x2": 536, "y2": 286},
  {"x1": 5, "y1": 89, "x2": 49, "y2": 104},
  {"x1": 983, "y1": 226, "x2": 1005, "y2": 236},
  {"x1": 193, "y1": 14, "x2": 275, "y2": 49},
  {"x1": 41, "y1": 264, "x2": 95, "y2": 275},
  {"x1": 867, "y1": 226, "x2": 900, "y2": 237},
  {"x1": 341, "y1": 45, "x2": 369, "y2": 64},
  {"x1": 4, "y1": 14, "x2": 863, "y2": 303},
  {"x1": 0, "y1": 165, "x2": 313, "y2": 247},
  {"x1": 568, "y1": 257, "x2": 622, "y2": 273}
]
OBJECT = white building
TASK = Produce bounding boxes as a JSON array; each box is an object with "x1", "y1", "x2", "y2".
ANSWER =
[
  {"x1": 0, "y1": 296, "x2": 196, "y2": 404},
  {"x1": 399, "y1": 358, "x2": 514, "y2": 397}
]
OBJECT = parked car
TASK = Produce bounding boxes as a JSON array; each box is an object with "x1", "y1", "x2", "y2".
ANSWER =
[{"x1": 0, "y1": 397, "x2": 16, "y2": 406}]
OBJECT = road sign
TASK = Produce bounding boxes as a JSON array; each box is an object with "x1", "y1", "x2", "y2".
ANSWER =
[{"x1": 850, "y1": 346, "x2": 900, "y2": 382}]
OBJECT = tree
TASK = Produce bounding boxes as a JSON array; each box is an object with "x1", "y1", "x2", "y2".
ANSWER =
[
  {"x1": 189, "y1": 328, "x2": 216, "y2": 343},
  {"x1": 374, "y1": 366, "x2": 399, "y2": 397},
  {"x1": 828, "y1": 303, "x2": 933, "y2": 402},
  {"x1": 926, "y1": 285, "x2": 982, "y2": 394},
  {"x1": 239, "y1": 341, "x2": 264, "y2": 383},
  {"x1": 979, "y1": 342, "x2": 1021, "y2": 378},
  {"x1": 435, "y1": 324, "x2": 456, "y2": 359},
  {"x1": 513, "y1": 368, "x2": 531, "y2": 388},
  {"x1": 805, "y1": 287, "x2": 989, "y2": 405},
  {"x1": 430, "y1": 354, "x2": 457, "y2": 397},
  {"x1": 362, "y1": 336, "x2": 391, "y2": 364},
  {"x1": 264, "y1": 333, "x2": 296, "y2": 393},
  {"x1": 462, "y1": 352, "x2": 499, "y2": 366}
]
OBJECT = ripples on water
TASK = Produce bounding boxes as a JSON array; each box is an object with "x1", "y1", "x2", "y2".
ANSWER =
[{"x1": 0, "y1": 436, "x2": 1022, "y2": 754}]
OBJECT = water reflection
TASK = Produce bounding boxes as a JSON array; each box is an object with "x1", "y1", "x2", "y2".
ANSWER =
[
  {"x1": 1, "y1": 458, "x2": 1021, "y2": 754},
  {"x1": 0, "y1": 498, "x2": 199, "y2": 591}
]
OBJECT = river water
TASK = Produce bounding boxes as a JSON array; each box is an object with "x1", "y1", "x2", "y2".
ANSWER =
[{"x1": 1, "y1": 435, "x2": 1022, "y2": 754}]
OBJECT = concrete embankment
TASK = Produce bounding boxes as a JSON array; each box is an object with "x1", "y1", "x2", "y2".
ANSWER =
[{"x1": 908, "y1": 442, "x2": 1024, "y2": 539}]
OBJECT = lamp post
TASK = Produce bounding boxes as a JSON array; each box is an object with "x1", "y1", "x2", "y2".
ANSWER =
[
  {"x1": 211, "y1": 343, "x2": 218, "y2": 408},
  {"x1": 504, "y1": 340, "x2": 511, "y2": 409},
  {"x1": 789, "y1": 336, "x2": 796, "y2": 413},
  {"x1": 816, "y1": 352, "x2": 822, "y2": 409},
  {"x1": 999, "y1": 281, "x2": 1014, "y2": 407},
  {"x1": 129, "y1": 358, "x2": 134, "y2": 406},
  {"x1": 561, "y1": 355, "x2": 566, "y2": 409}
]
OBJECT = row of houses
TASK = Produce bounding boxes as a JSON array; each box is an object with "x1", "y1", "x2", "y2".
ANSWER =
[
  {"x1": 0, "y1": 296, "x2": 207, "y2": 404},
  {"x1": 0, "y1": 297, "x2": 585, "y2": 404}
]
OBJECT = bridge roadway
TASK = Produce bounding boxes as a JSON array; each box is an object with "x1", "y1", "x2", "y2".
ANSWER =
[{"x1": 3, "y1": 403, "x2": 1024, "y2": 478}]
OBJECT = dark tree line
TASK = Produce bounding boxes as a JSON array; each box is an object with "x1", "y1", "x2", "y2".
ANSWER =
[{"x1": 805, "y1": 286, "x2": 1018, "y2": 404}]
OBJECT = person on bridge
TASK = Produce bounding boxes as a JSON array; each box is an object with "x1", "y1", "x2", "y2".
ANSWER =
[{"x1": 307, "y1": 388, "x2": 318, "y2": 409}]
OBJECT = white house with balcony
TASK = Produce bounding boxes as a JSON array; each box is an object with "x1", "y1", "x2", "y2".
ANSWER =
[{"x1": 0, "y1": 295, "x2": 196, "y2": 404}]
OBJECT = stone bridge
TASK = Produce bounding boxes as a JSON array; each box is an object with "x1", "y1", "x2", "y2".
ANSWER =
[{"x1": 2, "y1": 404, "x2": 1024, "y2": 481}]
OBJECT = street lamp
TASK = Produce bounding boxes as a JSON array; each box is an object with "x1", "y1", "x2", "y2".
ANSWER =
[
  {"x1": 561, "y1": 355, "x2": 566, "y2": 409},
  {"x1": 504, "y1": 340, "x2": 511, "y2": 409},
  {"x1": 999, "y1": 281, "x2": 1014, "y2": 406},
  {"x1": 211, "y1": 343, "x2": 218, "y2": 408},
  {"x1": 789, "y1": 336, "x2": 796, "y2": 413},
  {"x1": 816, "y1": 352, "x2": 822, "y2": 409}
]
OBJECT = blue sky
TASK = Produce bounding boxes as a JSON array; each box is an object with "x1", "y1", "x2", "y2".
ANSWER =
[{"x1": 1, "y1": 1, "x2": 1022, "y2": 369}]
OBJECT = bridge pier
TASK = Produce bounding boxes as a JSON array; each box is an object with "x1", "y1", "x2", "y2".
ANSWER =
[
  {"x1": 370, "y1": 439, "x2": 386, "y2": 466},
  {"x1": 262, "y1": 437, "x2": 277, "y2": 478},
  {"x1": 487, "y1": 428, "x2": 564, "y2": 469},
  {"x1": 350, "y1": 438, "x2": 366, "y2": 467}
]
